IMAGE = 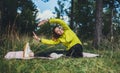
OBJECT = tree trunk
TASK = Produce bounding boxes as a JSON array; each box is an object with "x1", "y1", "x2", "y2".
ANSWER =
[
  {"x1": 0, "y1": 0, "x2": 3, "y2": 32},
  {"x1": 109, "y1": 0, "x2": 114, "y2": 42},
  {"x1": 93, "y1": 0, "x2": 103, "y2": 48},
  {"x1": 110, "y1": 9, "x2": 113, "y2": 42},
  {"x1": 70, "y1": 0, "x2": 74, "y2": 29}
]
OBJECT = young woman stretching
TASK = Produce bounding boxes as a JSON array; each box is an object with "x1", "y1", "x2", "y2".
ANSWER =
[{"x1": 33, "y1": 18, "x2": 83, "y2": 58}]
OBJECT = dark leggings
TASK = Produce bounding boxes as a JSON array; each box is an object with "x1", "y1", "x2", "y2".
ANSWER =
[{"x1": 66, "y1": 44, "x2": 83, "y2": 58}]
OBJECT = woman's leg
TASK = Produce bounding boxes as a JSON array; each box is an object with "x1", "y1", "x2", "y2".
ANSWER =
[{"x1": 66, "y1": 44, "x2": 83, "y2": 58}]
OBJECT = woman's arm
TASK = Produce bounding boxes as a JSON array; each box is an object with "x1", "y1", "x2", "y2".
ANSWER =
[
  {"x1": 38, "y1": 19, "x2": 70, "y2": 30},
  {"x1": 33, "y1": 32, "x2": 41, "y2": 42},
  {"x1": 41, "y1": 38, "x2": 60, "y2": 45},
  {"x1": 33, "y1": 31, "x2": 60, "y2": 45},
  {"x1": 49, "y1": 19, "x2": 70, "y2": 30},
  {"x1": 38, "y1": 20, "x2": 48, "y2": 26}
]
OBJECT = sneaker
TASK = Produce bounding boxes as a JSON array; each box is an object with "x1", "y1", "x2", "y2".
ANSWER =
[
  {"x1": 23, "y1": 42, "x2": 32, "y2": 58},
  {"x1": 49, "y1": 52, "x2": 63, "y2": 59}
]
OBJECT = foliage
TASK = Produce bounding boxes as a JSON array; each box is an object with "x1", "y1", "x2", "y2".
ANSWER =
[
  {"x1": 54, "y1": 0, "x2": 69, "y2": 19},
  {"x1": 41, "y1": 0, "x2": 50, "y2": 3},
  {"x1": 103, "y1": 0, "x2": 120, "y2": 36},
  {"x1": 1, "y1": 0, "x2": 18, "y2": 34},
  {"x1": 0, "y1": 0, "x2": 120, "y2": 48},
  {"x1": 74, "y1": 0, "x2": 96, "y2": 39},
  {"x1": 0, "y1": 0, "x2": 38, "y2": 35},
  {"x1": 35, "y1": 23, "x2": 53, "y2": 37},
  {"x1": 17, "y1": 0, "x2": 38, "y2": 34},
  {"x1": 54, "y1": 0, "x2": 120, "y2": 41}
]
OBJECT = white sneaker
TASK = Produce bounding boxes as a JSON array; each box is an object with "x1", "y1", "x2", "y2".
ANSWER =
[
  {"x1": 49, "y1": 52, "x2": 63, "y2": 59},
  {"x1": 23, "y1": 42, "x2": 33, "y2": 58}
]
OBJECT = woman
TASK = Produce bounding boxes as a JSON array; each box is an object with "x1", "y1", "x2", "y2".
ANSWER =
[{"x1": 33, "y1": 18, "x2": 83, "y2": 58}]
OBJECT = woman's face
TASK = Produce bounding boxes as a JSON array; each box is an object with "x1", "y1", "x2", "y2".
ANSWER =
[{"x1": 54, "y1": 27, "x2": 64, "y2": 35}]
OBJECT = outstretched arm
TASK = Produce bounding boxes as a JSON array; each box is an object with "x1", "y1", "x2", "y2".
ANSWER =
[
  {"x1": 38, "y1": 20, "x2": 48, "y2": 26},
  {"x1": 33, "y1": 31, "x2": 41, "y2": 42},
  {"x1": 41, "y1": 38, "x2": 60, "y2": 45},
  {"x1": 33, "y1": 31, "x2": 60, "y2": 44},
  {"x1": 38, "y1": 19, "x2": 70, "y2": 30},
  {"x1": 49, "y1": 19, "x2": 70, "y2": 30}
]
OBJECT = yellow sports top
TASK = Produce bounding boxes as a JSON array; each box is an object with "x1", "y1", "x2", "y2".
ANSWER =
[{"x1": 41, "y1": 19, "x2": 82, "y2": 50}]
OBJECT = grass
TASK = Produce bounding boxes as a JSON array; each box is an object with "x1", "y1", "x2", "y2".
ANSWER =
[{"x1": 0, "y1": 36, "x2": 120, "y2": 73}]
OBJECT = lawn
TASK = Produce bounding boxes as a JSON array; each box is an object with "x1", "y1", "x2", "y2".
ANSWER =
[{"x1": 0, "y1": 36, "x2": 120, "y2": 73}]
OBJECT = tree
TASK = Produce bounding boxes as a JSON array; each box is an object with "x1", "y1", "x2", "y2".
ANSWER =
[
  {"x1": 0, "y1": 0, "x2": 38, "y2": 35},
  {"x1": 93, "y1": 0, "x2": 103, "y2": 48},
  {"x1": 1, "y1": 0, "x2": 18, "y2": 34},
  {"x1": 16, "y1": 0, "x2": 38, "y2": 34},
  {"x1": 0, "y1": 0, "x2": 3, "y2": 33},
  {"x1": 54, "y1": 0, "x2": 67, "y2": 18},
  {"x1": 55, "y1": 0, "x2": 74, "y2": 29},
  {"x1": 103, "y1": 0, "x2": 120, "y2": 41},
  {"x1": 73, "y1": 0, "x2": 95, "y2": 39},
  {"x1": 70, "y1": 0, "x2": 74, "y2": 29}
]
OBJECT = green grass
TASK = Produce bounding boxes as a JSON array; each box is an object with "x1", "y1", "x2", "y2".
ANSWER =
[{"x1": 0, "y1": 36, "x2": 120, "y2": 73}]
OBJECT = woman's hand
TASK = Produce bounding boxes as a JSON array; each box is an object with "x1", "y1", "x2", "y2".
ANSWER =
[
  {"x1": 33, "y1": 31, "x2": 40, "y2": 42},
  {"x1": 38, "y1": 20, "x2": 48, "y2": 26}
]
